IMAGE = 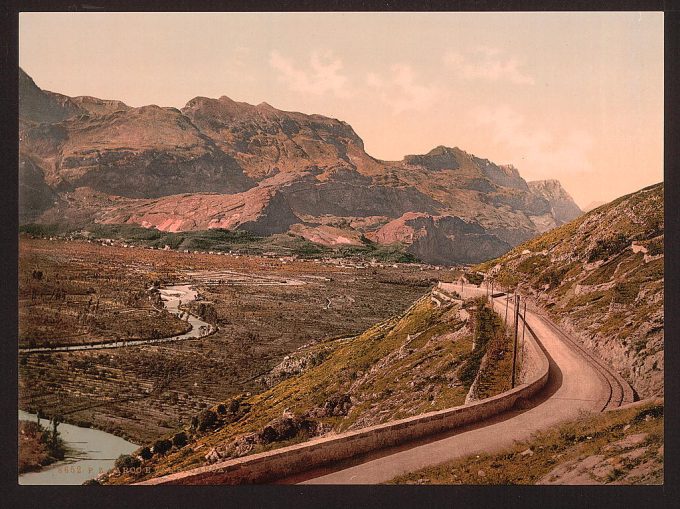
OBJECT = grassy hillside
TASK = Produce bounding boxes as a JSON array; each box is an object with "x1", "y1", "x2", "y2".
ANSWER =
[
  {"x1": 474, "y1": 183, "x2": 663, "y2": 397},
  {"x1": 388, "y1": 399, "x2": 663, "y2": 485},
  {"x1": 103, "y1": 294, "x2": 513, "y2": 484}
]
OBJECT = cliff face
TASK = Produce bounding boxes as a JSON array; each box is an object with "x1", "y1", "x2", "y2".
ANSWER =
[
  {"x1": 528, "y1": 179, "x2": 583, "y2": 226},
  {"x1": 371, "y1": 212, "x2": 511, "y2": 265},
  {"x1": 477, "y1": 183, "x2": 663, "y2": 398},
  {"x1": 19, "y1": 69, "x2": 583, "y2": 264}
]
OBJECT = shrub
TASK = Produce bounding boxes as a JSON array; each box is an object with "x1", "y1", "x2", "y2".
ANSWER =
[
  {"x1": 613, "y1": 282, "x2": 639, "y2": 304},
  {"x1": 139, "y1": 446, "x2": 152, "y2": 460},
  {"x1": 646, "y1": 237, "x2": 664, "y2": 256},
  {"x1": 588, "y1": 234, "x2": 629, "y2": 262},
  {"x1": 197, "y1": 409, "x2": 217, "y2": 431},
  {"x1": 115, "y1": 454, "x2": 141, "y2": 470},
  {"x1": 172, "y1": 431, "x2": 188, "y2": 448},
  {"x1": 152, "y1": 439, "x2": 172, "y2": 455},
  {"x1": 465, "y1": 272, "x2": 484, "y2": 286}
]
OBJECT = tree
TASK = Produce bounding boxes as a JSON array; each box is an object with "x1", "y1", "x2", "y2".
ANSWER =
[
  {"x1": 172, "y1": 431, "x2": 188, "y2": 448},
  {"x1": 115, "y1": 454, "x2": 141, "y2": 470},
  {"x1": 197, "y1": 409, "x2": 217, "y2": 431},
  {"x1": 153, "y1": 438, "x2": 172, "y2": 455}
]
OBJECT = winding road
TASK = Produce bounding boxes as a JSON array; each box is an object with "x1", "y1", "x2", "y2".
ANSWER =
[{"x1": 290, "y1": 282, "x2": 632, "y2": 484}]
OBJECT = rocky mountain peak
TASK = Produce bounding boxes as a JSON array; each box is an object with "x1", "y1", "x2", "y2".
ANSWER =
[
  {"x1": 528, "y1": 179, "x2": 582, "y2": 224},
  {"x1": 18, "y1": 69, "x2": 584, "y2": 265},
  {"x1": 403, "y1": 145, "x2": 463, "y2": 170},
  {"x1": 19, "y1": 67, "x2": 84, "y2": 123}
]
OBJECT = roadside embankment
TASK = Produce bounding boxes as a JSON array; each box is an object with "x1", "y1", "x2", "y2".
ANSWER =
[{"x1": 136, "y1": 292, "x2": 549, "y2": 485}]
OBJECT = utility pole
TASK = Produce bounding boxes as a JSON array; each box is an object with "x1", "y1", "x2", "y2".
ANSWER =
[
  {"x1": 504, "y1": 292, "x2": 509, "y2": 325},
  {"x1": 520, "y1": 300, "x2": 527, "y2": 375},
  {"x1": 511, "y1": 294, "x2": 520, "y2": 388}
]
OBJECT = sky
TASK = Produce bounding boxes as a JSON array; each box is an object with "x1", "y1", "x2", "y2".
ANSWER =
[{"x1": 19, "y1": 12, "x2": 663, "y2": 208}]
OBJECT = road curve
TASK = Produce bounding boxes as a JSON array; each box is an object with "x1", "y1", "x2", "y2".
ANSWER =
[{"x1": 295, "y1": 283, "x2": 622, "y2": 484}]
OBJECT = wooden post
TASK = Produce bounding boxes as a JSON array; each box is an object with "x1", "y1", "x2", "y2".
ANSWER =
[
  {"x1": 511, "y1": 294, "x2": 520, "y2": 388},
  {"x1": 520, "y1": 300, "x2": 527, "y2": 375},
  {"x1": 504, "y1": 293, "x2": 509, "y2": 325}
]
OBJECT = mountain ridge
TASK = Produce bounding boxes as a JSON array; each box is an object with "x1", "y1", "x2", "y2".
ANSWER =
[{"x1": 18, "y1": 69, "x2": 583, "y2": 265}]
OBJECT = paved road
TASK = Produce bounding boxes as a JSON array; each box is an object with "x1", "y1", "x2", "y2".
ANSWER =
[{"x1": 294, "y1": 283, "x2": 617, "y2": 484}]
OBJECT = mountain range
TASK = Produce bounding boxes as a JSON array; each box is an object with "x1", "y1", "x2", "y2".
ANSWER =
[{"x1": 19, "y1": 68, "x2": 582, "y2": 264}]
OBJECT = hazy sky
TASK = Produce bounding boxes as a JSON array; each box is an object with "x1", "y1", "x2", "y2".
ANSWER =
[{"x1": 19, "y1": 12, "x2": 663, "y2": 208}]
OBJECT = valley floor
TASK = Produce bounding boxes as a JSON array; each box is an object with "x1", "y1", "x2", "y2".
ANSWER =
[{"x1": 18, "y1": 237, "x2": 454, "y2": 444}]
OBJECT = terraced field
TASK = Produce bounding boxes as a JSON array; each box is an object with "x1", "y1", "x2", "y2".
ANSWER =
[{"x1": 19, "y1": 236, "x2": 455, "y2": 444}]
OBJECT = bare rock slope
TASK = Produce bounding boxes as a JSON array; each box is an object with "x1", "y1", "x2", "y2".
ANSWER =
[{"x1": 19, "y1": 69, "x2": 582, "y2": 264}]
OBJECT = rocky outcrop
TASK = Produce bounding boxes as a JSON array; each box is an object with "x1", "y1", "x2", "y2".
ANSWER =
[
  {"x1": 70, "y1": 95, "x2": 130, "y2": 115},
  {"x1": 19, "y1": 68, "x2": 84, "y2": 123},
  {"x1": 18, "y1": 155, "x2": 59, "y2": 223},
  {"x1": 528, "y1": 179, "x2": 582, "y2": 225},
  {"x1": 20, "y1": 104, "x2": 254, "y2": 198},
  {"x1": 101, "y1": 186, "x2": 300, "y2": 236},
  {"x1": 372, "y1": 213, "x2": 511, "y2": 265},
  {"x1": 181, "y1": 95, "x2": 374, "y2": 181}
]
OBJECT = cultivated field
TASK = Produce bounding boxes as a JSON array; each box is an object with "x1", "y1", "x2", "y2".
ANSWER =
[{"x1": 19, "y1": 236, "x2": 457, "y2": 443}]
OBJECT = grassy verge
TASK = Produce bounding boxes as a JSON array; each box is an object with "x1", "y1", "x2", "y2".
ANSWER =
[{"x1": 387, "y1": 399, "x2": 663, "y2": 485}]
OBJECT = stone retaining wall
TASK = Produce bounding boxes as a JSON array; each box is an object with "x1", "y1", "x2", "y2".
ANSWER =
[{"x1": 138, "y1": 308, "x2": 550, "y2": 485}]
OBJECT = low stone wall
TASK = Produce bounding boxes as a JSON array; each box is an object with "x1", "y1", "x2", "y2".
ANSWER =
[{"x1": 137, "y1": 310, "x2": 550, "y2": 485}]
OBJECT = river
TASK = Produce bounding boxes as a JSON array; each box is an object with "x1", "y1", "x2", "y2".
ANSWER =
[
  {"x1": 18, "y1": 410, "x2": 138, "y2": 485},
  {"x1": 18, "y1": 284, "x2": 209, "y2": 483},
  {"x1": 19, "y1": 284, "x2": 214, "y2": 353}
]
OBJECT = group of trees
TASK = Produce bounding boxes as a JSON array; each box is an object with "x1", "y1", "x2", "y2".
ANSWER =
[
  {"x1": 35, "y1": 409, "x2": 66, "y2": 461},
  {"x1": 115, "y1": 431, "x2": 189, "y2": 472}
]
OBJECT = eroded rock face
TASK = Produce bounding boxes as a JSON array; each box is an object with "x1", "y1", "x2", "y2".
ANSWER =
[
  {"x1": 100, "y1": 186, "x2": 300, "y2": 236},
  {"x1": 182, "y1": 95, "x2": 373, "y2": 181},
  {"x1": 20, "y1": 104, "x2": 255, "y2": 198},
  {"x1": 19, "y1": 68, "x2": 583, "y2": 265},
  {"x1": 371, "y1": 213, "x2": 511, "y2": 265},
  {"x1": 528, "y1": 179, "x2": 583, "y2": 225}
]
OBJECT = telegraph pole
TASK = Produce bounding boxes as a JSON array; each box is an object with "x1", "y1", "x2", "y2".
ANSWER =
[
  {"x1": 504, "y1": 292, "x2": 509, "y2": 325},
  {"x1": 520, "y1": 300, "x2": 527, "y2": 374},
  {"x1": 511, "y1": 294, "x2": 520, "y2": 388}
]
